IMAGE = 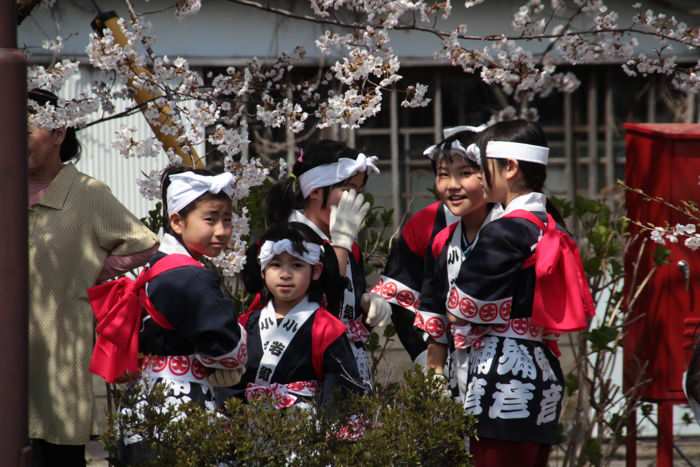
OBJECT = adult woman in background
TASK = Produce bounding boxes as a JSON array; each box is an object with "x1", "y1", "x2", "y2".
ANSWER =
[{"x1": 27, "y1": 89, "x2": 159, "y2": 466}]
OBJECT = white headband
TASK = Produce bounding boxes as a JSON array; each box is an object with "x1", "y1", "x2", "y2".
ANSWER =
[
  {"x1": 485, "y1": 141, "x2": 549, "y2": 166},
  {"x1": 442, "y1": 124, "x2": 488, "y2": 139},
  {"x1": 423, "y1": 140, "x2": 481, "y2": 167},
  {"x1": 298, "y1": 153, "x2": 380, "y2": 199},
  {"x1": 258, "y1": 239, "x2": 322, "y2": 270},
  {"x1": 167, "y1": 171, "x2": 235, "y2": 216}
]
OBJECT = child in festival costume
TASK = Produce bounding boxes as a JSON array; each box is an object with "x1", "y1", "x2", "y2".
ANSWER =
[
  {"x1": 260, "y1": 140, "x2": 391, "y2": 386},
  {"x1": 373, "y1": 126, "x2": 487, "y2": 366},
  {"x1": 236, "y1": 223, "x2": 365, "y2": 409},
  {"x1": 426, "y1": 120, "x2": 595, "y2": 467},
  {"x1": 89, "y1": 167, "x2": 248, "y2": 459},
  {"x1": 414, "y1": 129, "x2": 503, "y2": 400}
]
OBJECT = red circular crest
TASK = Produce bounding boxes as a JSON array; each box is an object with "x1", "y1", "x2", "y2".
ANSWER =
[
  {"x1": 168, "y1": 356, "x2": 191, "y2": 376},
  {"x1": 198, "y1": 356, "x2": 216, "y2": 366},
  {"x1": 511, "y1": 318, "x2": 528, "y2": 335},
  {"x1": 220, "y1": 357, "x2": 240, "y2": 369},
  {"x1": 151, "y1": 356, "x2": 167, "y2": 372},
  {"x1": 425, "y1": 317, "x2": 446, "y2": 338},
  {"x1": 371, "y1": 279, "x2": 383, "y2": 294},
  {"x1": 413, "y1": 312, "x2": 425, "y2": 330},
  {"x1": 381, "y1": 281, "x2": 398, "y2": 299},
  {"x1": 396, "y1": 290, "x2": 416, "y2": 308},
  {"x1": 459, "y1": 297, "x2": 478, "y2": 318},
  {"x1": 479, "y1": 303, "x2": 498, "y2": 322},
  {"x1": 453, "y1": 333, "x2": 466, "y2": 349},
  {"x1": 191, "y1": 359, "x2": 208, "y2": 380},
  {"x1": 447, "y1": 288, "x2": 459, "y2": 310},
  {"x1": 528, "y1": 322, "x2": 540, "y2": 338},
  {"x1": 499, "y1": 300, "x2": 512, "y2": 321}
]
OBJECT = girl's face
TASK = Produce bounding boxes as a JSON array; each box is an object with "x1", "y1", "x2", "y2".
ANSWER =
[
  {"x1": 170, "y1": 197, "x2": 233, "y2": 258},
  {"x1": 307, "y1": 171, "x2": 366, "y2": 232},
  {"x1": 262, "y1": 252, "x2": 322, "y2": 308},
  {"x1": 435, "y1": 157, "x2": 486, "y2": 217}
]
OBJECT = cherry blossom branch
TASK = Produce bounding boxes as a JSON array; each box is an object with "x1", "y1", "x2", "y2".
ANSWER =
[{"x1": 224, "y1": 0, "x2": 700, "y2": 50}]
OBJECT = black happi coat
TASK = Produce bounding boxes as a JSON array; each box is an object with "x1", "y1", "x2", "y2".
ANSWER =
[
  {"x1": 237, "y1": 304, "x2": 364, "y2": 406},
  {"x1": 375, "y1": 201, "x2": 456, "y2": 360},
  {"x1": 140, "y1": 251, "x2": 243, "y2": 359},
  {"x1": 422, "y1": 200, "x2": 566, "y2": 445}
]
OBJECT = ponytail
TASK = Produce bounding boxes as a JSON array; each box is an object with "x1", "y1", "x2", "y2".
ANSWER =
[
  {"x1": 265, "y1": 176, "x2": 302, "y2": 226},
  {"x1": 545, "y1": 198, "x2": 568, "y2": 232}
]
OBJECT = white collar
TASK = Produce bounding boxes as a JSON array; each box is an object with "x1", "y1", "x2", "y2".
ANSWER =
[
  {"x1": 158, "y1": 233, "x2": 194, "y2": 257},
  {"x1": 263, "y1": 296, "x2": 318, "y2": 317},
  {"x1": 289, "y1": 210, "x2": 330, "y2": 241},
  {"x1": 503, "y1": 192, "x2": 547, "y2": 215}
]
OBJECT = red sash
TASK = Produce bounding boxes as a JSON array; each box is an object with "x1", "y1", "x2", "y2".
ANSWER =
[
  {"x1": 504, "y1": 210, "x2": 595, "y2": 333},
  {"x1": 88, "y1": 254, "x2": 203, "y2": 383}
]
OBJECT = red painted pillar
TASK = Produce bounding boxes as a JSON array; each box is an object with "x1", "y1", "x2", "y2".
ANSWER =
[
  {"x1": 656, "y1": 401, "x2": 674, "y2": 467},
  {"x1": 0, "y1": 3, "x2": 30, "y2": 466}
]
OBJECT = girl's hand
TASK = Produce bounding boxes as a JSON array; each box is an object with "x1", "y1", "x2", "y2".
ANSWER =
[
  {"x1": 207, "y1": 367, "x2": 245, "y2": 387},
  {"x1": 360, "y1": 293, "x2": 392, "y2": 327},
  {"x1": 329, "y1": 189, "x2": 370, "y2": 251}
]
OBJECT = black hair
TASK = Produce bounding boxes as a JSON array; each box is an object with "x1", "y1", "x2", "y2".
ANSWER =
[
  {"x1": 242, "y1": 222, "x2": 345, "y2": 314},
  {"x1": 160, "y1": 165, "x2": 232, "y2": 235},
  {"x1": 28, "y1": 89, "x2": 82, "y2": 163},
  {"x1": 430, "y1": 129, "x2": 481, "y2": 174},
  {"x1": 477, "y1": 120, "x2": 566, "y2": 226},
  {"x1": 265, "y1": 140, "x2": 366, "y2": 226}
]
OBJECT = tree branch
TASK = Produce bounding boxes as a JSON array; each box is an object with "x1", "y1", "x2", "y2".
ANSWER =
[
  {"x1": 17, "y1": 0, "x2": 43, "y2": 25},
  {"x1": 224, "y1": 0, "x2": 700, "y2": 51}
]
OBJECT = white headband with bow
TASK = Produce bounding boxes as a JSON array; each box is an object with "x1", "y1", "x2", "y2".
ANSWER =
[
  {"x1": 167, "y1": 171, "x2": 235, "y2": 216},
  {"x1": 298, "y1": 153, "x2": 380, "y2": 199},
  {"x1": 258, "y1": 239, "x2": 322, "y2": 270}
]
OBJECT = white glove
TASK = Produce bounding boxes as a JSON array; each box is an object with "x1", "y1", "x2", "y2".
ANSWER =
[
  {"x1": 329, "y1": 189, "x2": 371, "y2": 251},
  {"x1": 361, "y1": 293, "x2": 392, "y2": 328},
  {"x1": 207, "y1": 367, "x2": 245, "y2": 387}
]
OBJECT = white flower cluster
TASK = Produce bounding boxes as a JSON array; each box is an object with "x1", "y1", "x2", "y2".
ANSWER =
[
  {"x1": 210, "y1": 208, "x2": 251, "y2": 278},
  {"x1": 318, "y1": 88, "x2": 383, "y2": 129},
  {"x1": 208, "y1": 125, "x2": 250, "y2": 158},
  {"x1": 226, "y1": 159, "x2": 269, "y2": 202},
  {"x1": 650, "y1": 224, "x2": 700, "y2": 251},
  {"x1": 27, "y1": 96, "x2": 100, "y2": 130},
  {"x1": 256, "y1": 97, "x2": 309, "y2": 134},
  {"x1": 401, "y1": 83, "x2": 431, "y2": 108},
  {"x1": 136, "y1": 169, "x2": 163, "y2": 201},
  {"x1": 175, "y1": 0, "x2": 202, "y2": 18},
  {"x1": 112, "y1": 127, "x2": 164, "y2": 158}
]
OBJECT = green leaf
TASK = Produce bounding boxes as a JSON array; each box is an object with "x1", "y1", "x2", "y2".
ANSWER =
[
  {"x1": 581, "y1": 438, "x2": 603, "y2": 466},
  {"x1": 383, "y1": 323, "x2": 396, "y2": 338},
  {"x1": 586, "y1": 325, "x2": 619, "y2": 353},
  {"x1": 565, "y1": 372, "x2": 579, "y2": 396},
  {"x1": 654, "y1": 245, "x2": 670, "y2": 266}
]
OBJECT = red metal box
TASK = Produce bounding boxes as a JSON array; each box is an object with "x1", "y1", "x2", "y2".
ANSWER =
[{"x1": 623, "y1": 123, "x2": 700, "y2": 402}]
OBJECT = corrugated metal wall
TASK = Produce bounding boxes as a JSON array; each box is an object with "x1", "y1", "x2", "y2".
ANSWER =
[{"x1": 58, "y1": 68, "x2": 204, "y2": 219}]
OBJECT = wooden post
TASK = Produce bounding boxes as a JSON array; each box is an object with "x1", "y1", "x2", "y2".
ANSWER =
[
  {"x1": 0, "y1": 2, "x2": 30, "y2": 465},
  {"x1": 433, "y1": 73, "x2": 442, "y2": 143},
  {"x1": 587, "y1": 70, "x2": 599, "y2": 198},
  {"x1": 657, "y1": 401, "x2": 674, "y2": 467},
  {"x1": 390, "y1": 90, "x2": 400, "y2": 229},
  {"x1": 647, "y1": 77, "x2": 656, "y2": 123},
  {"x1": 564, "y1": 92, "x2": 576, "y2": 205},
  {"x1": 685, "y1": 93, "x2": 696, "y2": 123},
  {"x1": 605, "y1": 70, "x2": 615, "y2": 189}
]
